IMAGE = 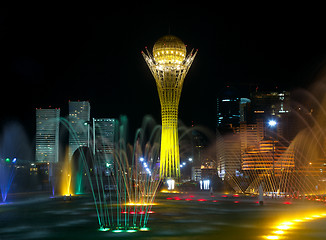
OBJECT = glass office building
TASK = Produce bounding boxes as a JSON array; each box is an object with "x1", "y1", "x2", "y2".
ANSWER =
[
  {"x1": 35, "y1": 108, "x2": 60, "y2": 163},
  {"x1": 68, "y1": 101, "x2": 90, "y2": 160}
]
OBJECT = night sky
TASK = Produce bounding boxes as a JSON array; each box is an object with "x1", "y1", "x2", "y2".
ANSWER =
[{"x1": 2, "y1": 7, "x2": 326, "y2": 139}]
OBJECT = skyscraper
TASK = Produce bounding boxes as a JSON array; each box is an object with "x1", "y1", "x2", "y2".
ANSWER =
[
  {"x1": 142, "y1": 35, "x2": 197, "y2": 178},
  {"x1": 240, "y1": 120, "x2": 264, "y2": 153},
  {"x1": 216, "y1": 86, "x2": 251, "y2": 127},
  {"x1": 35, "y1": 108, "x2": 60, "y2": 163},
  {"x1": 217, "y1": 97, "x2": 241, "y2": 127},
  {"x1": 92, "y1": 118, "x2": 116, "y2": 169},
  {"x1": 217, "y1": 131, "x2": 241, "y2": 181},
  {"x1": 250, "y1": 91, "x2": 290, "y2": 119},
  {"x1": 68, "y1": 101, "x2": 90, "y2": 160}
]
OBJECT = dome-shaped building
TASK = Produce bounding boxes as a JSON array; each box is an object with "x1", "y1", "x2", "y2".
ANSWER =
[{"x1": 153, "y1": 35, "x2": 186, "y2": 65}]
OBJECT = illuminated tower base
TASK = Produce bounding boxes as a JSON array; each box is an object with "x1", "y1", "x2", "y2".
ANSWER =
[
  {"x1": 142, "y1": 35, "x2": 197, "y2": 178},
  {"x1": 160, "y1": 91, "x2": 180, "y2": 177}
]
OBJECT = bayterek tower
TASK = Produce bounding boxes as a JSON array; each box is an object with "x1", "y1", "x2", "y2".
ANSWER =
[{"x1": 142, "y1": 35, "x2": 197, "y2": 178}]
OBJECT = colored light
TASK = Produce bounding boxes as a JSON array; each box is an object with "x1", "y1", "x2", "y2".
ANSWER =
[
  {"x1": 147, "y1": 211, "x2": 155, "y2": 214},
  {"x1": 293, "y1": 219, "x2": 303, "y2": 222},
  {"x1": 265, "y1": 212, "x2": 326, "y2": 239},
  {"x1": 167, "y1": 179, "x2": 175, "y2": 190},
  {"x1": 268, "y1": 120, "x2": 277, "y2": 127},
  {"x1": 222, "y1": 195, "x2": 227, "y2": 198},
  {"x1": 197, "y1": 199, "x2": 207, "y2": 202},
  {"x1": 139, "y1": 227, "x2": 150, "y2": 231},
  {"x1": 264, "y1": 236, "x2": 279, "y2": 240},
  {"x1": 125, "y1": 202, "x2": 156, "y2": 206},
  {"x1": 139, "y1": 211, "x2": 145, "y2": 214},
  {"x1": 166, "y1": 197, "x2": 173, "y2": 200},
  {"x1": 283, "y1": 202, "x2": 292, "y2": 204},
  {"x1": 281, "y1": 221, "x2": 293, "y2": 226},
  {"x1": 5, "y1": 158, "x2": 10, "y2": 162},
  {"x1": 12, "y1": 158, "x2": 17, "y2": 163},
  {"x1": 98, "y1": 227, "x2": 110, "y2": 232},
  {"x1": 234, "y1": 201, "x2": 239, "y2": 203},
  {"x1": 185, "y1": 198, "x2": 193, "y2": 201},
  {"x1": 276, "y1": 225, "x2": 290, "y2": 230}
]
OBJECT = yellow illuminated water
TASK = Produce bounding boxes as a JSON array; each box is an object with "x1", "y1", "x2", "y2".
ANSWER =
[
  {"x1": 263, "y1": 210, "x2": 326, "y2": 239},
  {"x1": 60, "y1": 148, "x2": 73, "y2": 196}
]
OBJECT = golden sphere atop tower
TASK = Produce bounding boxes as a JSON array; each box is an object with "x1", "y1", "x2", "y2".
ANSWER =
[{"x1": 153, "y1": 35, "x2": 187, "y2": 65}]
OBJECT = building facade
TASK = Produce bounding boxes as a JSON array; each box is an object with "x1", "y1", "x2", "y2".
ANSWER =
[
  {"x1": 35, "y1": 108, "x2": 60, "y2": 163},
  {"x1": 250, "y1": 91, "x2": 290, "y2": 120},
  {"x1": 217, "y1": 90, "x2": 296, "y2": 192},
  {"x1": 242, "y1": 138, "x2": 295, "y2": 175},
  {"x1": 68, "y1": 101, "x2": 90, "y2": 160},
  {"x1": 92, "y1": 118, "x2": 116, "y2": 170}
]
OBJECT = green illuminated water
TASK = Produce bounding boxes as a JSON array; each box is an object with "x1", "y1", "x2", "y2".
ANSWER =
[{"x1": 71, "y1": 115, "x2": 163, "y2": 231}]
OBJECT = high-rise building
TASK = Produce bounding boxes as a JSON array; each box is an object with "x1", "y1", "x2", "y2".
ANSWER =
[
  {"x1": 241, "y1": 138, "x2": 294, "y2": 174},
  {"x1": 217, "y1": 97, "x2": 241, "y2": 127},
  {"x1": 142, "y1": 35, "x2": 197, "y2": 178},
  {"x1": 216, "y1": 86, "x2": 251, "y2": 127},
  {"x1": 92, "y1": 118, "x2": 116, "y2": 169},
  {"x1": 35, "y1": 108, "x2": 60, "y2": 163},
  {"x1": 68, "y1": 101, "x2": 90, "y2": 160},
  {"x1": 240, "y1": 120, "x2": 264, "y2": 153},
  {"x1": 217, "y1": 89, "x2": 299, "y2": 193},
  {"x1": 251, "y1": 91, "x2": 290, "y2": 120},
  {"x1": 217, "y1": 131, "x2": 241, "y2": 181},
  {"x1": 240, "y1": 98, "x2": 251, "y2": 122}
]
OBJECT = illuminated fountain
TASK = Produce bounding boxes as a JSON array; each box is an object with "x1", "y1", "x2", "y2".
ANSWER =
[
  {"x1": 60, "y1": 148, "x2": 73, "y2": 196},
  {"x1": 220, "y1": 81, "x2": 326, "y2": 199},
  {"x1": 56, "y1": 118, "x2": 89, "y2": 197},
  {"x1": 72, "y1": 115, "x2": 162, "y2": 232},
  {"x1": 0, "y1": 122, "x2": 31, "y2": 203},
  {"x1": 227, "y1": 129, "x2": 326, "y2": 198},
  {"x1": 0, "y1": 158, "x2": 16, "y2": 203}
]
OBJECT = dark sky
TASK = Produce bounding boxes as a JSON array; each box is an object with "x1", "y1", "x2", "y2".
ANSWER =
[{"x1": 1, "y1": 7, "x2": 326, "y2": 139}]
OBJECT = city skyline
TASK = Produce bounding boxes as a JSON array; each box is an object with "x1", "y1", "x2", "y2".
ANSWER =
[
  {"x1": 3, "y1": 7, "x2": 326, "y2": 239},
  {"x1": 2, "y1": 8, "x2": 326, "y2": 140}
]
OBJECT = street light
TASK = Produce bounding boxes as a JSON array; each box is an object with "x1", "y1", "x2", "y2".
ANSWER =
[
  {"x1": 268, "y1": 119, "x2": 277, "y2": 197},
  {"x1": 268, "y1": 120, "x2": 277, "y2": 127}
]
